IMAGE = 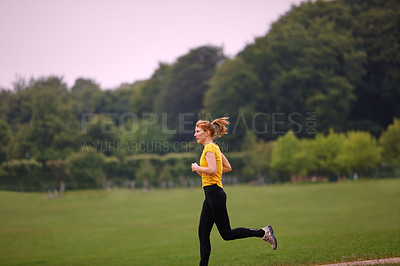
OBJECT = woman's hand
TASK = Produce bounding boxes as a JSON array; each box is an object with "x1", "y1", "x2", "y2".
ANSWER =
[
  {"x1": 192, "y1": 152, "x2": 217, "y2": 176},
  {"x1": 191, "y1": 162, "x2": 199, "y2": 172},
  {"x1": 191, "y1": 163, "x2": 202, "y2": 176}
]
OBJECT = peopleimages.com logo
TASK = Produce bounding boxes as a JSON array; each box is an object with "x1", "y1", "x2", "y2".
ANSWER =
[{"x1": 81, "y1": 112, "x2": 317, "y2": 136}]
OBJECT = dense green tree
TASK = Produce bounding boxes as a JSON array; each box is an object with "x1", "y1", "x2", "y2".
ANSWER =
[
  {"x1": 131, "y1": 81, "x2": 150, "y2": 115},
  {"x1": 125, "y1": 154, "x2": 161, "y2": 188},
  {"x1": 336, "y1": 131, "x2": 381, "y2": 176},
  {"x1": 204, "y1": 58, "x2": 262, "y2": 116},
  {"x1": 270, "y1": 131, "x2": 299, "y2": 176},
  {"x1": 312, "y1": 130, "x2": 344, "y2": 175},
  {"x1": 82, "y1": 114, "x2": 118, "y2": 156},
  {"x1": 0, "y1": 90, "x2": 12, "y2": 122},
  {"x1": 25, "y1": 77, "x2": 78, "y2": 161},
  {"x1": 92, "y1": 83, "x2": 140, "y2": 114},
  {"x1": 291, "y1": 138, "x2": 318, "y2": 177},
  {"x1": 158, "y1": 164, "x2": 174, "y2": 188},
  {"x1": 0, "y1": 81, "x2": 33, "y2": 129},
  {"x1": 132, "y1": 63, "x2": 171, "y2": 114},
  {"x1": 161, "y1": 152, "x2": 199, "y2": 181},
  {"x1": 240, "y1": 132, "x2": 275, "y2": 182},
  {"x1": 2, "y1": 77, "x2": 79, "y2": 161},
  {"x1": 117, "y1": 117, "x2": 173, "y2": 155},
  {"x1": 157, "y1": 45, "x2": 225, "y2": 141},
  {"x1": 1, "y1": 159, "x2": 42, "y2": 190},
  {"x1": 102, "y1": 156, "x2": 121, "y2": 186},
  {"x1": 46, "y1": 159, "x2": 68, "y2": 193},
  {"x1": 66, "y1": 149, "x2": 104, "y2": 188},
  {"x1": 344, "y1": 0, "x2": 400, "y2": 134},
  {"x1": 6, "y1": 124, "x2": 31, "y2": 160},
  {"x1": 135, "y1": 160, "x2": 157, "y2": 189},
  {"x1": 271, "y1": 129, "x2": 383, "y2": 179},
  {"x1": 70, "y1": 78, "x2": 101, "y2": 115},
  {"x1": 0, "y1": 119, "x2": 11, "y2": 163},
  {"x1": 379, "y1": 118, "x2": 400, "y2": 165},
  {"x1": 203, "y1": 58, "x2": 263, "y2": 146},
  {"x1": 221, "y1": 0, "x2": 399, "y2": 140},
  {"x1": 240, "y1": 0, "x2": 366, "y2": 135}
]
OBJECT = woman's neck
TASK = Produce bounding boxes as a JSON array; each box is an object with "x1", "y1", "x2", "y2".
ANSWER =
[{"x1": 202, "y1": 138, "x2": 213, "y2": 146}]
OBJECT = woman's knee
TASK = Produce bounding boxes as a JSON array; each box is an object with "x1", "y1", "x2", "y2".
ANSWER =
[{"x1": 220, "y1": 231, "x2": 234, "y2": 241}]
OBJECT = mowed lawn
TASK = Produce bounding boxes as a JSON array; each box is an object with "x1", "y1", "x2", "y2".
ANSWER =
[{"x1": 0, "y1": 179, "x2": 399, "y2": 266}]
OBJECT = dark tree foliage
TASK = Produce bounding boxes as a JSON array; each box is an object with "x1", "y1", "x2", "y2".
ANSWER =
[
  {"x1": 157, "y1": 45, "x2": 225, "y2": 141},
  {"x1": 237, "y1": 0, "x2": 400, "y2": 138},
  {"x1": 342, "y1": 0, "x2": 400, "y2": 135},
  {"x1": 132, "y1": 63, "x2": 171, "y2": 115}
]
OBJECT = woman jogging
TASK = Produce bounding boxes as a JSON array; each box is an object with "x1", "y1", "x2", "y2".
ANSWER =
[{"x1": 191, "y1": 117, "x2": 277, "y2": 266}]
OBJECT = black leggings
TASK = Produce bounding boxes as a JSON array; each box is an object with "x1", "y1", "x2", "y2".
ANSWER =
[{"x1": 198, "y1": 184, "x2": 264, "y2": 265}]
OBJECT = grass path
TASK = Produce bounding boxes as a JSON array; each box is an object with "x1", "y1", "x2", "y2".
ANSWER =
[{"x1": 0, "y1": 178, "x2": 399, "y2": 265}]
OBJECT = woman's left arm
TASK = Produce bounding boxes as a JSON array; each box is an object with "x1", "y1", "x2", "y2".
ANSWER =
[{"x1": 191, "y1": 152, "x2": 217, "y2": 176}]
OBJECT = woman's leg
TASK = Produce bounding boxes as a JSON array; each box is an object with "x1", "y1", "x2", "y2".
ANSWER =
[
  {"x1": 199, "y1": 199, "x2": 214, "y2": 266},
  {"x1": 207, "y1": 186, "x2": 264, "y2": 241}
]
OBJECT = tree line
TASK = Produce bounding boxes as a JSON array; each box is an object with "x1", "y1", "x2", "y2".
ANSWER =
[
  {"x1": 0, "y1": 0, "x2": 399, "y2": 191},
  {"x1": 0, "y1": 120, "x2": 399, "y2": 191}
]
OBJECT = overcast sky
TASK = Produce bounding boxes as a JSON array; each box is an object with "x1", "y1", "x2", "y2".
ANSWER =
[{"x1": 0, "y1": 0, "x2": 305, "y2": 90}]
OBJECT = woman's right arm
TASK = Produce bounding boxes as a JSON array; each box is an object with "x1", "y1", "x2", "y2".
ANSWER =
[{"x1": 221, "y1": 152, "x2": 232, "y2": 173}]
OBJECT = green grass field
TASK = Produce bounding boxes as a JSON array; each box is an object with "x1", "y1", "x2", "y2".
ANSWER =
[{"x1": 0, "y1": 179, "x2": 399, "y2": 265}]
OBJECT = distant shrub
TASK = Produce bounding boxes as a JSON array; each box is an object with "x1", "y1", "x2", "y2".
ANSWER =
[
  {"x1": 0, "y1": 159, "x2": 43, "y2": 190},
  {"x1": 66, "y1": 149, "x2": 104, "y2": 188},
  {"x1": 379, "y1": 118, "x2": 400, "y2": 165}
]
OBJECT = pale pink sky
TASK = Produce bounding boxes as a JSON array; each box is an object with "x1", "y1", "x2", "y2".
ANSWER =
[{"x1": 0, "y1": 0, "x2": 304, "y2": 89}]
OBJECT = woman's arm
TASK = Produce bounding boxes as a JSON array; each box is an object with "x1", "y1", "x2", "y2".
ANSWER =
[
  {"x1": 221, "y1": 152, "x2": 232, "y2": 173},
  {"x1": 191, "y1": 152, "x2": 217, "y2": 176}
]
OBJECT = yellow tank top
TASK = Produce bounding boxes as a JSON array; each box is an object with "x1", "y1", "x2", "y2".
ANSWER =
[{"x1": 200, "y1": 143, "x2": 223, "y2": 188}]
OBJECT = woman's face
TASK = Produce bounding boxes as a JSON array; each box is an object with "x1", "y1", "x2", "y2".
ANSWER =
[{"x1": 194, "y1": 126, "x2": 209, "y2": 144}]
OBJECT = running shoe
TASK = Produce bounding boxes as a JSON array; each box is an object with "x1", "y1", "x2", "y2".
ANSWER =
[{"x1": 261, "y1": 225, "x2": 277, "y2": 250}]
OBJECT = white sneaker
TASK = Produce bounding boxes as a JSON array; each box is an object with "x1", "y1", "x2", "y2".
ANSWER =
[{"x1": 261, "y1": 225, "x2": 277, "y2": 250}]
